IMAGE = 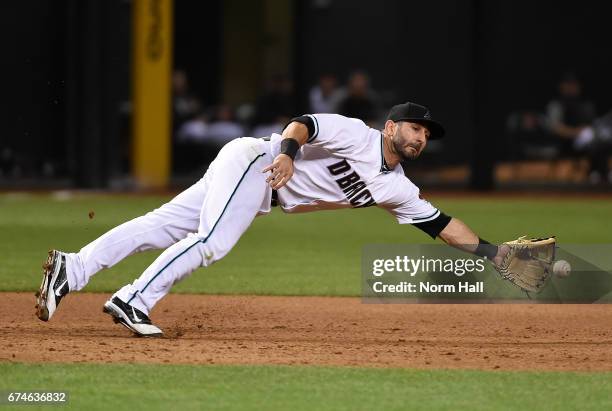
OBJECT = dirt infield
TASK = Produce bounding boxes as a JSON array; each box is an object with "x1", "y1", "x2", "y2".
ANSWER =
[{"x1": 2, "y1": 292, "x2": 612, "y2": 371}]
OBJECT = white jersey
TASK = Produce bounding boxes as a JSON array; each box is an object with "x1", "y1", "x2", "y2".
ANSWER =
[{"x1": 269, "y1": 114, "x2": 440, "y2": 224}]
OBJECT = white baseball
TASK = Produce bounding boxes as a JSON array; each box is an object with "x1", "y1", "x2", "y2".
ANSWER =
[{"x1": 553, "y1": 260, "x2": 571, "y2": 278}]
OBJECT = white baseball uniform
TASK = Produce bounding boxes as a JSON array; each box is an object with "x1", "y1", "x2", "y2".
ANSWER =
[{"x1": 64, "y1": 114, "x2": 440, "y2": 314}]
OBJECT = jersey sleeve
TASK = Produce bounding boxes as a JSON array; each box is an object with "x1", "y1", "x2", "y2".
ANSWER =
[
  {"x1": 303, "y1": 113, "x2": 369, "y2": 155},
  {"x1": 380, "y1": 173, "x2": 441, "y2": 225}
]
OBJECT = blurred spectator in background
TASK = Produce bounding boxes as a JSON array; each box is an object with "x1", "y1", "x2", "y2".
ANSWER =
[
  {"x1": 205, "y1": 104, "x2": 244, "y2": 146},
  {"x1": 545, "y1": 72, "x2": 600, "y2": 181},
  {"x1": 177, "y1": 104, "x2": 244, "y2": 146},
  {"x1": 251, "y1": 115, "x2": 290, "y2": 138},
  {"x1": 176, "y1": 113, "x2": 209, "y2": 144},
  {"x1": 174, "y1": 104, "x2": 243, "y2": 174},
  {"x1": 505, "y1": 110, "x2": 556, "y2": 160},
  {"x1": 309, "y1": 73, "x2": 341, "y2": 113},
  {"x1": 546, "y1": 73, "x2": 596, "y2": 147},
  {"x1": 335, "y1": 70, "x2": 381, "y2": 126},
  {"x1": 573, "y1": 109, "x2": 612, "y2": 183},
  {"x1": 172, "y1": 69, "x2": 202, "y2": 133},
  {"x1": 253, "y1": 74, "x2": 296, "y2": 127}
]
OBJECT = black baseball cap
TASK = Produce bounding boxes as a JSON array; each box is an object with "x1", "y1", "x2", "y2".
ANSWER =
[{"x1": 386, "y1": 102, "x2": 445, "y2": 139}]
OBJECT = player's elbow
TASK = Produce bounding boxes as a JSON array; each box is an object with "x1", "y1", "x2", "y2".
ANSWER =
[{"x1": 412, "y1": 212, "x2": 452, "y2": 240}]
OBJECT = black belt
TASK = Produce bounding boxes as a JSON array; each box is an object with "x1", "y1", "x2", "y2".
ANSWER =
[
  {"x1": 262, "y1": 136, "x2": 277, "y2": 206},
  {"x1": 261, "y1": 136, "x2": 277, "y2": 206}
]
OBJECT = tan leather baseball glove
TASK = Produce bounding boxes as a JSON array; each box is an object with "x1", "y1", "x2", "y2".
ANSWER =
[{"x1": 495, "y1": 236, "x2": 556, "y2": 293}]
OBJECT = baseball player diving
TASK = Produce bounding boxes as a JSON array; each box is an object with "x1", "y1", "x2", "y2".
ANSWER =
[{"x1": 35, "y1": 102, "x2": 554, "y2": 336}]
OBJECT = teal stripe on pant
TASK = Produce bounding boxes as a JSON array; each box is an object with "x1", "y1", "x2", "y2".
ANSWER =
[{"x1": 127, "y1": 153, "x2": 265, "y2": 304}]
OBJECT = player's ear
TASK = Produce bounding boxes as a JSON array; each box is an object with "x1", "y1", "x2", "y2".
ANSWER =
[{"x1": 384, "y1": 120, "x2": 396, "y2": 135}]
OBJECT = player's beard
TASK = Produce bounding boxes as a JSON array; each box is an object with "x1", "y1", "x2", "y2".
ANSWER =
[{"x1": 392, "y1": 130, "x2": 420, "y2": 161}]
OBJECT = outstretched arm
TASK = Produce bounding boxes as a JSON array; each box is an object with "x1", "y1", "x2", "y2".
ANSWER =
[
  {"x1": 434, "y1": 217, "x2": 556, "y2": 293},
  {"x1": 438, "y1": 217, "x2": 508, "y2": 266}
]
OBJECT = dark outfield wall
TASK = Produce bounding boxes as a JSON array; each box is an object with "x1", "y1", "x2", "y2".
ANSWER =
[
  {"x1": 3, "y1": 0, "x2": 611, "y2": 188},
  {"x1": 3, "y1": 1, "x2": 67, "y2": 177},
  {"x1": 2, "y1": 0, "x2": 130, "y2": 186}
]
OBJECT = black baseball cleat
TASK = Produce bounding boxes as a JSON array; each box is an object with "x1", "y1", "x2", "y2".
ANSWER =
[
  {"x1": 103, "y1": 297, "x2": 163, "y2": 337},
  {"x1": 35, "y1": 250, "x2": 70, "y2": 321}
]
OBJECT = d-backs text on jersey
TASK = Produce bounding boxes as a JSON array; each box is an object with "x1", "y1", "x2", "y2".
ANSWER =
[{"x1": 327, "y1": 159, "x2": 376, "y2": 208}]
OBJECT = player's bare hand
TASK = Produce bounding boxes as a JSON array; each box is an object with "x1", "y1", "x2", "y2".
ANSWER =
[{"x1": 262, "y1": 154, "x2": 294, "y2": 189}]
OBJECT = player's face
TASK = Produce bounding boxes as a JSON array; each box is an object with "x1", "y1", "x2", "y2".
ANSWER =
[{"x1": 392, "y1": 121, "x2": 429, "y2": 160}]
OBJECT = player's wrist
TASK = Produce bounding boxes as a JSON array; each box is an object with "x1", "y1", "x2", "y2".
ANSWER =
[
  {"x1": 474, "y1": 238, "x2": 498, "y2": 260},
  {"x1": 277, "y1": 153, "x2": 293, "y2": 161},
  {"x1": 280, "y1": 138, "x2": 300, "y2": 160}
]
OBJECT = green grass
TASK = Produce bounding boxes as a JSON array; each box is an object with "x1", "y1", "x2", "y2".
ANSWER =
[
  {"x1": 1, "y1": 363, "x2": 611, "y2": 411},
  {"x1": 1, "y1": 193, "x2": 611, "y2": 295}
]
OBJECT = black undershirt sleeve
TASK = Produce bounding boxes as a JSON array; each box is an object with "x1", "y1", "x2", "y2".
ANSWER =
[
  {"x1": 282, "y1": 116, "x2": 315, "y2": 140},
  {"x1": 412, "y1": 212, "x2": 452, "y2": 239}
]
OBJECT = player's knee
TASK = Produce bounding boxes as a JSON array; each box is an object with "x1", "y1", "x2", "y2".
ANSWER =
[{"x1": 198, "y1": 244, "x2": 231, "y2": 268}]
